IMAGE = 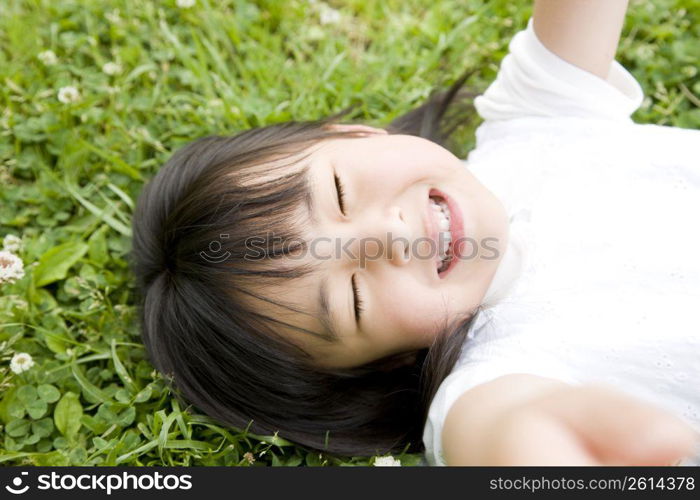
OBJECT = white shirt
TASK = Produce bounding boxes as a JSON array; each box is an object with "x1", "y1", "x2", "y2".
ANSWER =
[{"x1": 423, "y1": 18, "x2": 700, "y2": 466}]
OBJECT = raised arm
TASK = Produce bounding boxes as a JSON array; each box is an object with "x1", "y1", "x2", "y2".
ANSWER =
[
  {"x1": 442, "y1": 374, "x2": 698, "y2": 465},
  {"x1": 532, "y1": 0, "x2": 630, "y2": 80}
]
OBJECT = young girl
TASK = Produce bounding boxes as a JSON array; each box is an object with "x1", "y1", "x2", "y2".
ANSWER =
[{"x1": 130, "y1": 0, "x2": 700, "y2": 465}]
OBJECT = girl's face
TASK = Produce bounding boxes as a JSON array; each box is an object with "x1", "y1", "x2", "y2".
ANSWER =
[{"x1": 254, "y1": 125, "x2": 509, "y2": 368}]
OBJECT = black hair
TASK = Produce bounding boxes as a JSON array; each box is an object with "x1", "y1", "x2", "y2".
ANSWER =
[{"x1": 130, "y1": 67, "x2": 483, "y2": 457}]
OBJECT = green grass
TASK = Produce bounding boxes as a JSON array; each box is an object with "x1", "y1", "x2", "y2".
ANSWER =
[{"x1": 0, "y1": 0, "x2": 698, "y2": 466}]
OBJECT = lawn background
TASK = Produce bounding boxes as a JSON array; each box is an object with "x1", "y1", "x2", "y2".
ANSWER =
[{"x1": 1, "y1": 0, "x2": 698, "y2": 466}]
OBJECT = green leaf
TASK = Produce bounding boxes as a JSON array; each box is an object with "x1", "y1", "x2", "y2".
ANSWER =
[
  {"x1": 70, "y1": 360, "x2": 111, "y2": 404},
  {"x1": 3, "y1": 436, "x2": 20, "y2": 452},
  {"x1": 77, "y1": 139, "x2": 143, "y2": 181},
  {"x1": 7, "y1": 401, "x2": 25, "y2": 420},
  {"x1": 16, "y1": 385, "x2": 38, "y2": 406},
  {"x1": 54, "y1": 392, "x2": 83, "y2": 439},
  {"x1": 6, "y1": 419, "x2": 31, "y2": 437},
  {"x1": 37, "y1": 384, "x2": 61, "y2": 403},
  {"x1": 34, "y1": 242, "x2": 89, "y2": 287},
  {"x1": 96, "y1": 403, "x2": 119, "y2": 425},
  {"x1": 87, "y1": 226, "x2": 109, "y2": 266},
  {"x1": 163, "y1": 439, "x2": 216, "y2": 451},
  {"x1": 116, "y1": 406, "x2": 136, "y2": 427},
  {"x1": 114, "y1": 389, "x2": 131, "y2": 404},
  {"x1": 32, "y1": 322, "x2": 70, "y2": 355},
  {"x1": 31, "y1": 418, "x2": 54, "y2": 438},
  {"x1": 53, "y1": 436, "x2": 69, "y2": 449},
  {"x1": 305, "y1": 452, "x2": 327, "y2": 466},
  {"x1": 116, "y1": 440, "x2": 158, "y2": 465},
  {"x1": 111, "y1": 339, "x2": 137, "y2": 394},
  {"x1": 63, "y1": 184, "x2": 132, "y2": 237},
  {"x1": 80, "y1": 414, "x2": 109, "y2": 435},
  {"x1": 0, "y1": 386, "x2": 22, "y2": 423},
  {"x1": 33, "y1": 451, "x2": 70, "y2": 466},
  {"x1": 245, "y1": 430, "x2": 295, "y2": 447},
  {"x1": 22, "y1": 433, "x2": 41, "y2": 445},
  {"x1": 133, "y1": 385, "x2": 153, "y2": 403},
  {"x1": 69, "y1": 447, "x2": 87, "y2": 465},
  {"x1": 284, "y1": 455, "x2": 303, "y2": 466},
  {"x1": 37, "y1": 439, "x2": 53, "y2": 453},
  {"x1": 44, "y1": 332, "x2": 68, "y2": 355},
  {"x1": 63, "y1": 277, "x2": 83, "y2": 297},
  {"x1": 26, "y1": 399, "x2": 48, "y2": 419},
  {"x1": 28, "y1": 288, "x2": 58, "y2": 312}
]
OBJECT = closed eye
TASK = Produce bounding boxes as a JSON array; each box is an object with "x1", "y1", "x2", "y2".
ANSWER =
[
  {"x1": 334, "y1": 172, "x2": 347, "y2": 216},
  {"x1": 352, "y1": 274, "x2": 364, "y2": 324}
]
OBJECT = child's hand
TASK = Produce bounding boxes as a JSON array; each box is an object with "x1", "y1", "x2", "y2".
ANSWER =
[{"x1": 485, "y1": 384, "x2": 698, "y2": 465}]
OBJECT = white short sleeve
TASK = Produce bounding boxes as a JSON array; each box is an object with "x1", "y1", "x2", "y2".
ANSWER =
[
  {"x1": 422, "y1": 310, "x2": 582, "y2": 466},
  {"x1": 474, "y1": 18, "x2": 644, "y2": 123}
]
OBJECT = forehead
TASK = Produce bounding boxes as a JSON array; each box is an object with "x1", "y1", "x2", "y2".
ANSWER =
[
  {"x1": 243, "y1": 255, "x2": 340, "y2": 359},
  {"x1": 237, "y1": 177, "x2": 336, "y2": 342}
]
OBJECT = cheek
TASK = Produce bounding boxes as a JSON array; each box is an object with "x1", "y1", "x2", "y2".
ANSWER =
[
  {"x1": 359, "y1": 152, "x2": 443, "y2": 189},
  {"x1": 362, "y1": 165, "x2": 424, "y2": 191},
  {"x1": 375, "y1": 284, "x2": 450, "y2": 345}
]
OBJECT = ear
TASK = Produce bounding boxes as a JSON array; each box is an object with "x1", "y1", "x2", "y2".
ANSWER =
[{"x1": 324, "y1": 123, "x2": 388, "y2": 135}]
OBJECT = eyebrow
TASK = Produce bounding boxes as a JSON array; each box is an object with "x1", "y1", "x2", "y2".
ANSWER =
[
  {"x1": 307, "y1": 159, "x2": 357, "y2": 342},
  {"x1": 306, "y1": 160, "x2": 340, "y2": 341},
  {"x1": 304, "y1": 184, "x2": 318, "y2": 228},
  {"x1": 318, "y1": 276, "x2": 339, "y2": 341},
  {"x1": 302, "y1": 161, "x2": 321, "y2": 229}
]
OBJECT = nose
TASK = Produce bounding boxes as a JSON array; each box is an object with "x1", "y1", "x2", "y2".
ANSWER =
[{"x1": 353, "y1": 205, "x2": 412, "y2": 268}]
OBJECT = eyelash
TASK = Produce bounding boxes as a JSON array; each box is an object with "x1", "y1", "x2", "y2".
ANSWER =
[
  {"x1": 334, "y1": 173, "x2": 347, "y2": 215},
  {"x1": 352, "y1": 274, "x2": 364, "y2": 322},
  {"x1": 335, "y1": 173, "x2": 362, "y2": 322}
]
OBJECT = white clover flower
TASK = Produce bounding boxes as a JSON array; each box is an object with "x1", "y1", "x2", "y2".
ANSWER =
[
  {"x1": 176, "y1": 0, "x2": 196, "y2": 8},
  {"x1": 102, "y1": 62, "x2": 122, "y2": 76},
  {"x1": 2, "y1": 234, "x2": 22, "y2": 253},
  {"x1": 681, "y1": 65, "x2": 697, "y2": 78},
  {"x1": 105, "y1": 9, "x2": 121, "y2": 24},
  {"x1": 373, "y1": 455, "x2": 401, "y2": 466},
  {"x1": 319, "y1": 5, "x2": 341, "y2": 25},
  {"x1": 10, "y1": 352, "x2": 34, "y2": 374},
  {"x1": 57, "y1": 86, "x2": 81, "y2": 104},
  {"x1": 0, "y1": 250, "x2": 25, "y2": 284},
  {"x1": 100, "y1": 85, "x2": 120, "y2": 95},
  {"x1": 635, "y1": 45, "x2": 654, "y2": 60},
  {"x1": 38, "y1": 50, "x2": 58, "y2": 66}
]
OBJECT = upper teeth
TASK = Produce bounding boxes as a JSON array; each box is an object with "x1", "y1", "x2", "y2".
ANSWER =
[{"x1": 430, "y1": 198, "x2": 452, "y2": 260}]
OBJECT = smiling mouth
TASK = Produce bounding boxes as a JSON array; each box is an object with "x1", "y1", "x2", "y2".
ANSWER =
[{"x1": 429, "y1": 194, "x2": 453, "y2": 274}]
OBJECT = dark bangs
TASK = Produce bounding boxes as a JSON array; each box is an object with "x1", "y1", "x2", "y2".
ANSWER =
[{"x1": 130, "y1": 67, "x2": 485, "y2": 457}]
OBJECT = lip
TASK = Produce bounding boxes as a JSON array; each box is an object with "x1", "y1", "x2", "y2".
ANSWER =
[{"x1": 426, "y1": 188, "x2": 466, "y2": 279}]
